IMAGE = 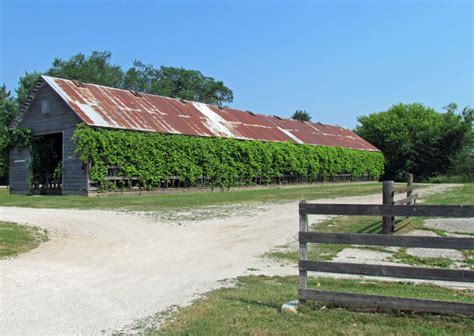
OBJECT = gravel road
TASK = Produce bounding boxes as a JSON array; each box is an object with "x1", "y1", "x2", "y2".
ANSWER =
[{"x1": 0, "y1": 184, "x2": 462, "y2": 335}]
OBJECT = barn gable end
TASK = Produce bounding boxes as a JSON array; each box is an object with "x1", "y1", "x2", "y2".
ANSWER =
[{"x1": 9, "y1": 81, "x2": 89, "y2": 195}]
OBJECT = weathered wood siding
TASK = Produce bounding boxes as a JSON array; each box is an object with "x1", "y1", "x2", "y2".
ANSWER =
[
  {"x1": 8, "y1": 146, "x2": 31, "y2": 193},
  {"x1": 9, "y1": 84, "x2": 88, "y2": 195}
]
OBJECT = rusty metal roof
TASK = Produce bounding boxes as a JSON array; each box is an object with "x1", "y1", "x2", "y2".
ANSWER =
[{"x1": 40, "y1": 75, "x2": 379, "y2": 151}]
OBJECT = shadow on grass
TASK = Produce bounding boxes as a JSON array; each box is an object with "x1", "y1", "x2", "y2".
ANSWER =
[{"x1": 356, "y1": 220, "x2": 383, "y2": 234}]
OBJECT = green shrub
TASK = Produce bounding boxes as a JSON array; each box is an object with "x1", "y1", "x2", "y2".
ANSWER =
[{"x1": 73, "y1": 125, "x2": 384, "y2": 190}]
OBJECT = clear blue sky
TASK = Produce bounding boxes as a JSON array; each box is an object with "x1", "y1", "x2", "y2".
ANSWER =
[{"x1": 1, "y1": 0, "x2": 472, "y2": 128}]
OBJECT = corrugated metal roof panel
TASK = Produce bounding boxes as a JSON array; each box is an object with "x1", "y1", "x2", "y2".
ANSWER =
[{"x1": 41, "y1": 75, "x2": 379, "y2": 151}]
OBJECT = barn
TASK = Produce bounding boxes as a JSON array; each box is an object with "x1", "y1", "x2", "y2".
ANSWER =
[{"x1": 9, "y1": 75, "x2": 381, "y2": 195}]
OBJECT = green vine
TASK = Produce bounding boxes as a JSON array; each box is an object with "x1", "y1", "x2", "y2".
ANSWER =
[{"x1": 73, "y1": 125, "x2": 384, "y2": 190}]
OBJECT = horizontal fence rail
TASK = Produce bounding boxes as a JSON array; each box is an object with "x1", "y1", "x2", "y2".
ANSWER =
[
  {"x1": 299, "y1": 289, "x2": 474, "y2": 317},
  {"x1": 299, "y1": 203, "x2": 474, "y2": 218},
  {"x1": 299, "y1": 260, "x2": 474, "y2": 283},
  {"x1": 299, "y1": 232, "x2": 474, "y2": 249}
]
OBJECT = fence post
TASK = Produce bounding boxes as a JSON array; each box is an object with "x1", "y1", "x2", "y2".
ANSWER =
[
  {"x1": 382, "y1": 181, "x2": 394, "y2": 234},
  {"x1": 299, "y1": 200, "x2": 309, "y2": 305},
  {"x1": 407, "y1": 173, "x2": 414, "y2": 204}
]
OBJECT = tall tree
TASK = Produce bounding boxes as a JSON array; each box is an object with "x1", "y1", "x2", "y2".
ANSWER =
[
  {"x1": 122, "y1": 60, "x2": 156, "y2": 93},
  {"x1": 0, "y1": 85, "x2": 20, "y2": 181},
  {"x1": 447, "y1": 104, "x2": 473, "y2": 180},
  {"x1": 291, "y1": 110, "x2": 312, "y2": 121},
  {"x1": 16, "y1": 51, "x2": 234, "y2": 109},
  {"x1": 16, "y1": 71, "x2": 42, "y2": 108},
  {"x1": 16, "y1": 52, "x2": 123, "y2": 108},
  {"x1": 47, "y1": 51, "x2": 124, "y2": 88},
  {"x1": 123, "y1": 61, "x2": 234, "y2": 105},
  {"x1": 355, "y1": 103, "x2": 470, "y2": 181}
]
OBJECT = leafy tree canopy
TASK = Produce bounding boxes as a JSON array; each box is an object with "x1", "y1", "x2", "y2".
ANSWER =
[
  {"x1": 48, "y1": 51, "x2": 124, "y2": 88},
  {"x1": 0, "y1": 85, "x2": 18, "y2": 127},
  {"x1": 0, "y1": 85, "x2": 28, "y2": 181},
  {"x1": 16, "y1": 51, "x2": 233, "y2": 109},
  {"x1": 355, "y1": 103, "x2": 471, "y2": 181},
  {"x1": 124, "y1": 61, "x2": 233, "y2": 105},
  {"x1": 447, "y1": 104, "x2": 473, "y2": 180},
  {"x1": 291, "y1": 110, "x2": 312, "y2": 122},
  {"x1": 16, "y1": 71, "x2": 42, "y2": 107}
]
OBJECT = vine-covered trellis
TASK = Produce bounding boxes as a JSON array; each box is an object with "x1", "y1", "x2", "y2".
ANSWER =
[{"x1": 73, "y1": 125, "x2": 384, "y2": 191}]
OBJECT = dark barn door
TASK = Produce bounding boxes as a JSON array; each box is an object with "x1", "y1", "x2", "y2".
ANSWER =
[{"x1": 30, "y1": 132, "x2": 63, "y2": 194}]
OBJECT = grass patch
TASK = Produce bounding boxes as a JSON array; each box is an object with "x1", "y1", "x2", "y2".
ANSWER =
[
  {"x1": 463, "y1": 250, "x2": 474, "y2": 270},
  {"x1": 421, "y1": 183, "x2": 474, "y2": 205},
  {"x1": 420, "y1": 227, "x2": 449, "y2": 237},
  {"x1": 426, "y1": 175, "x2": 473, "y2": 184},
  {"x1": 391, "y1": 248, "x2": 453, "y2": 268},
  {"x1": 0, "y1": 221, "x2": 47, "y2": 258},
  {"x1": 153, "y1": 276, "x2": 474, "y2": 336},
  {"x1": 0, "y1": 183, "x2": 383, "y2": 211},
  {"x1": 455, "y1": 231, "x2": 474, "y2": 237}
]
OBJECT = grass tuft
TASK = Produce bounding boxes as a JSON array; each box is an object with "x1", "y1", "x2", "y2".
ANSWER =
[
  {"x1": 391, "y1": 248, "x2": 454, "y2": 268},
  {"x1": 0, "y1": 221, "x2": 47, "y2": 258}
]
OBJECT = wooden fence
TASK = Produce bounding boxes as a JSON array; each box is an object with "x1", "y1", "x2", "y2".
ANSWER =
[
  {"x1": 382, "y1": 173, "x2": 418, "y2": 234},
  {"x1": 298, "y1": 201, "x2": 474, "y2": 316}
]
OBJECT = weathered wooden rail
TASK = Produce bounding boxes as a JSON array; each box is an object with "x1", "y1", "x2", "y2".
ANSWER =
[{"x1": 298, "y1": 201, "x2": 474, "y2": 316}]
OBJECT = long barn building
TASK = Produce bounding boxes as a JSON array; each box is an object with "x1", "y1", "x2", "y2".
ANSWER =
[{"x1": 10, "y1": 76, "x2": 379, "y2": 195}]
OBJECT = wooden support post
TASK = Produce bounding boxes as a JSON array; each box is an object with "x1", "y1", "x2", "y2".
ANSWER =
[
  {"x1": 299, "y1": 200, "x2": 309, "y2": 305},
  {"x1": 406, "y1": 173, "x2": 414, "y2": 221},
  {"x1": 382, "y1": 181, "x2": 394, "y2": 234},
  {"x1": 407, "y1": 173, "x2": 414, "y2": 204}
]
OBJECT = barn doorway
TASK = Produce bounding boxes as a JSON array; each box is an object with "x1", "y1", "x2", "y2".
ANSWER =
[{"x1": 30, "y1": 132, "x2": 63, "y2": 194}]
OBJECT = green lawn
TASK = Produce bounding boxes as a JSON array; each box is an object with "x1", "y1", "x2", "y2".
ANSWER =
[
  {"x1": 152, "y1": 276, "x2": 474, "y2": 336},
  {"x1": 0, "y1": 221, "x2": 47, "y2": 258},
  {"x1": 420, "y1": 183, "x2": 474, "y2": 205},
  {"x1": 0, "y1": 182, "x2": 383, "y2": 210}
]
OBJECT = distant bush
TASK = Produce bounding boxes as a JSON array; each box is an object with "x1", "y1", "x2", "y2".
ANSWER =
[
  {"x1": 73, "y1": 125, "x2": 385, "y2": 190},
  {"x1": 355, "y1": 103, "x2": 472, "y2": 181}
]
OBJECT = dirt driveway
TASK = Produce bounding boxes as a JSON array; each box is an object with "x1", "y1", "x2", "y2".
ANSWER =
[{"x1": 0, "y1": 184, "x2": 461, "y2": 335}]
